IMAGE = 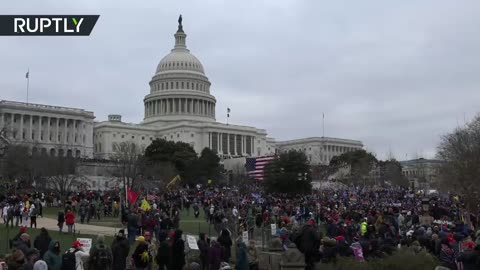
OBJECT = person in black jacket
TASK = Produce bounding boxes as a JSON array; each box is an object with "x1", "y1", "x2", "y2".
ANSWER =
[
  {"x1": 197, "y1": 233, "x2": 209, "y2": 270},
  {"x1": 111, "y1": 229, "x2": 130, "y2": 270},
  {"x1": 294, "y1": 220, "x2": 320, "y2": 270},
  {"x1": 456, "y1": 242, "x2": 480, "y2": 270},
  {"x1": 33, "y1": 228, "x2": 52, "y2": 258},
  {"x1": 155, "y1": 231, "x2": 170, "y2": 270},
  {"x1": 171, "y1": 229, "x2": 185, "y2": 270},
  {"x1": 217, "y1": 229, "x2": 232, "y2": 262}
]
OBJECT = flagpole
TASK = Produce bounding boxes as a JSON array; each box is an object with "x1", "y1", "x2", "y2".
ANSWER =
[
  {"x1": 26, "y1": 68, "x2": 30, "y2": 104},
  {"x1": 322, "y1": 113, "x2": 325, "y2": 138}
]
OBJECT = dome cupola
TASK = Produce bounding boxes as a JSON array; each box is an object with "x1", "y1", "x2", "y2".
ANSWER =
[{"x1": 144, "y1": 15, "x2": 216, "y2": 125}]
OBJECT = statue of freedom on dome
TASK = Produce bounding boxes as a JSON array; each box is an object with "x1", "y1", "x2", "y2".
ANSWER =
[{"x1": 178, "y1": 15, "x2": 182, "y2": 26}]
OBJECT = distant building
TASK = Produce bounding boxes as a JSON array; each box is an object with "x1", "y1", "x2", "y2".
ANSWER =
[
  {"x1": 400, "y1": 158, "x2": 444, "y2": 187},
  {"x1": 275, "y1": 137, "x2": 363, "y2": 165}
]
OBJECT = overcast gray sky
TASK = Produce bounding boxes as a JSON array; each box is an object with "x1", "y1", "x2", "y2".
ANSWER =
[{"x1": 1, "y1": 0, "x2": 480, "y2": 160}]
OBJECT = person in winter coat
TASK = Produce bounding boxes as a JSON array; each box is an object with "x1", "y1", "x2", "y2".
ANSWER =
[
  {"x1": 65, "y1": 210, "x2": 75, "y2": 234},
  {"x1": 208, "y1": 241, "x2": 223, "y2": 270},
  {"x1": 65, "y1": 240, "x2": 89, "y2": 270},
  {"x1": 217, "y1": 229, "x2": 232, "y2": 262},
  {"x1": 439, "y1": 238, "x2": 456, "y2": 270},
  {"x1": 22, "y1": 248, "x2": 40, "y2": 270},
  {"x1": 57, "y1": 211, "x2": 65, "y2": 233},
  {"x1": 132, "y1": 236, "x2": 151, "y2": 270},
  {"x1": 155, "y1": 231, "x2": 171, "y2": 270},
  {"x1": 294, "y1": 220, "x2": 320, "y2": 270},
  {"x1": 171, "y1": 229, "x2": 186, "y2": 270},
  {"x1": 111, "y1": 229, "x2": 130, "y2": 270},
  {"x1": 235, "y1": 241, "x2": 249, "y2": 270},
  {"x1": 197, "y1": 233, "x2": 209, "y2": 270},
  {"x1": 13, "y1": 233, "x2": 31, "y2": 257},
  {"x1": 456, "y1": 242, "x2": 480, "y2": 270},
  {"x1": 6, "y1": 249, "x2": 25, "y2": 270},
  {"x1": 89, "y1": 235, "x2": 113, "y2": 270},
  {"x1": 43, "y1": 240, "x2": 62, "y2": 270},
  {"x1": 34, "y1": 228, "x2": 52, "y2": 258}
]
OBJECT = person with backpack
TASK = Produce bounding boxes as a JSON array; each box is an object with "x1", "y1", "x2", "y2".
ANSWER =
[
  {"x1": 30, "y1": 204, "x2": 38, "y2": 228},
  {"x1": 34, "y1": 228, "x2": 52, "y2": 259},
  {"x1": 88, "y1": 235, "x2": 112, "y2": 270},
  {"x1": 61, "y1": 240, "x2": 89, "y2": 270}
]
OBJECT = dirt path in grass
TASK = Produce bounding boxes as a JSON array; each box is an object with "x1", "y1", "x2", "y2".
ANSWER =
[{"x1": 35, "y1": 216, "x2": 122, "y2": 236}]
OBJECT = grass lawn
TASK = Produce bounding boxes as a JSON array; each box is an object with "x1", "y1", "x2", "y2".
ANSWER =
[
  {"x1": 0, "y1": 226, "x2": 113, "y2": 256},
  {"x1": 41, "y1": 207, "x2": 214, "y2": 237}
]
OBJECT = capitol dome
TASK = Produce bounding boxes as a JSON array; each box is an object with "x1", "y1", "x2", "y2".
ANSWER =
[
  {"x1": 144, "y1": 16, "x2": 216, "y2": 125},
  {"x1": 156, "y1": 50, "x2": 205, "y2": 74}
]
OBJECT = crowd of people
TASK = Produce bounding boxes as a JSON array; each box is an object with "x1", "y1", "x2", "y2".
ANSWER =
[{"x1": 0, "y1": 185, "x2": 479, "y2": 270}]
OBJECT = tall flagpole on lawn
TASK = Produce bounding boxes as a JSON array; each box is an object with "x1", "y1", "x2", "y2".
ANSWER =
[{"x1": 26, "y1": 69, "x2": 30, "y2": 104}]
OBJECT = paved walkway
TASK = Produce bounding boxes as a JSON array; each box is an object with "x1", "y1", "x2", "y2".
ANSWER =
[{"x1": 36, "y1": 217, "x2": 122, "y2": 236}]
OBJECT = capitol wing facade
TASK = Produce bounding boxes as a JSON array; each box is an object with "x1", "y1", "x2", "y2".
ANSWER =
[{"x1": 0, "y1": 100, "x2": 94, "y2": 158}]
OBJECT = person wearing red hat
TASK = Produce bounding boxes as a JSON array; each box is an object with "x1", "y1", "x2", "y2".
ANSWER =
[{"x1": 62, "y1": 240, "x2": 89, "y2": 270}]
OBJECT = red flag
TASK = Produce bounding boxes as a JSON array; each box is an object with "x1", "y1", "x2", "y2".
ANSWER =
[{"x1": 127, "y1": 188, "x2": 139, "y2": 204}]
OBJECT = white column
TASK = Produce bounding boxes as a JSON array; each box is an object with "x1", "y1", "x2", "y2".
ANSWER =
[
  {"x1": 37, "y1": 116, "x2": 42, "y2": 141},
  {"x1": 19, "y1": 114, "x2": 24, "y2": 140},
  {"x1": 234, "y1": 134, "x2": 237, "y2": 155},
  {"x1": 55, "y1": 118, "x2": 59, "y2": 142},
  {"x1": 227, "y1": 133, "x2": 230, "y2": 155},
  {"x1": 219, "y1": 133, "x2": 222, "y2": 153},
  {"x1": 64, "y1": 119, "x2": 68, "y2": 144},
  {"x1": 47, "y1": 117, "x2": 51, "y2": 141},
  {"x1": 209, "y1": 132, "x2": 212, "y2": 149},
  {"x1": 10, "y1": 114, "x2": 14, "y2": 136},
  {"x1": 28, "y1": 115, "x2": 33, "y2": 141}
]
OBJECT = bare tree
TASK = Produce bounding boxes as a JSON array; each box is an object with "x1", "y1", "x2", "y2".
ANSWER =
[
  {"x1": 437, "y1": 114, "x2": 480, "y2": 212},
  {"x1": 110, "y1": 141, "x2": 144, "y2": 189},
  {"x1": 44, "y1": 155, "x2": 81, "y2": 196}
]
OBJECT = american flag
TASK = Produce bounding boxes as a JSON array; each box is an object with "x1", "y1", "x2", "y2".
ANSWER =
[
  {"x1": 245, "y1": 155, "x2": 276, "y2": 181},
  {"x1": 146, "y1": 194, "x2": 158, "y2": 201}
]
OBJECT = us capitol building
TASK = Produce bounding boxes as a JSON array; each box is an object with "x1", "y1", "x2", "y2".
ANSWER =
[{"x1": 0, "y1": 17, "x2": 363, "y2": 168}]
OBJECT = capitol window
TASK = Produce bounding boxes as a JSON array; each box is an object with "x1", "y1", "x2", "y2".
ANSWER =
[
  {"x1": 191, "y1": 133, "x2": 194, "y2": 137},
  {"x1": 176, "y1": 82, "x2": 179, "y2": 88},
  {"x1": 132, "y1": 136, "x2": 135, "y2": 139},
  {"x1": 177, "y1": 134, "x2": 180, "y2": 138},
  {"x1": 142, "y1": 136, "x2": 145, "y2": 140},
  {"x1": 113, "y1": 133, "x2": 116, "y2": 138},
  {"x1": 181, "y1": 82, "x2": 184, "y2": 88},
  {"x1": 121, "y1": 134, "x2": 125, "y2": 138}
]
